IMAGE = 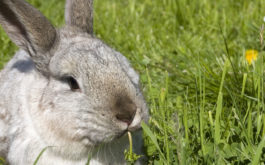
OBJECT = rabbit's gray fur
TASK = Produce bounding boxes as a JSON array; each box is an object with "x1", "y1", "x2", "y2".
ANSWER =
[{"x1": 0, "y1": 0, "x2": 149, "y2": 164}]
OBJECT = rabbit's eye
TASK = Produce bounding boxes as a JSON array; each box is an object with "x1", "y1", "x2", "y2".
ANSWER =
[{"x1": 63, "y1": 76, "x2": 80, "y2": 92}]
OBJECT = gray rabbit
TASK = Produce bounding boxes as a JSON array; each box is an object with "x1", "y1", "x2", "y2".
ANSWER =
[{"x1": 0, "y1": 0, "x2": 149, "y2": 164}]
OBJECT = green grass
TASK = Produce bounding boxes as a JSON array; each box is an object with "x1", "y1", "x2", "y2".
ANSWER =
[{"x1": 1, "y1": 0, "x2": 265, "y2": 164}]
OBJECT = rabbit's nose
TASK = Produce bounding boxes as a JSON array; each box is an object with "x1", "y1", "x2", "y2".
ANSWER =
[{"x1": 115, "y1": 97, "x2": 136, "y2": 126}]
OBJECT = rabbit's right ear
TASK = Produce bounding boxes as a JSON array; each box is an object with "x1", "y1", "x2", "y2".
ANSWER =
[
  {"x1": 65, "y1": 0, "x2": 93, "y2": 34},
  {"x1": 0, "y1": 0, "x2": 57, "y2": 73}
]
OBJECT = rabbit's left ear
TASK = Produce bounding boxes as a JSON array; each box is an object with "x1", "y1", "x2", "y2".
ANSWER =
[
  {"x1": 0, "y1": 0, "x2": 57, "y2": 74},
  {"x1": 65, "y1": 0, "x2": 93, "y2": 34}
]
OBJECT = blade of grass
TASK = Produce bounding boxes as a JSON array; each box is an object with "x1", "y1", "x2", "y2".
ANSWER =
[
  {"x1": 241, "y1": 73, "x2": 247, "y2": 97},
  {"x1": 0, "y1": 157, "x2": 5, "y2": 165},
  {"x1": 33, "y1": 146, "x2": 52, "y2": 165},
  {"x1": 214, "y1": 59, "x2": 229, "y2": 144},
  {"x1": 247, "y1": 106, "x2": 253, "y2": 142},
  {"x1": 141, "y1": 122, "x2": 167, "y2": 164},
  {"x1": 199, "y1": 71, "x2": 206, "y2": 156},
  {"x1": 184, "y1": 87, "x2": 190, "y2": 143},
  {"x1": 214, "y1": 91, "x2": 223, "y2": 145},
  {"x1": 251, "y1": 135, "x2": 265, "y2": 165}
]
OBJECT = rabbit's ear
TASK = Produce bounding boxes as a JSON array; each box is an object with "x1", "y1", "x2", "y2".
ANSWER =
[
  {"x1": 65, "y1": 0, "x2": 93, "y2": 34},
  {"x1": 0, "y1": 0, "x2": 57, "y2": 72}
]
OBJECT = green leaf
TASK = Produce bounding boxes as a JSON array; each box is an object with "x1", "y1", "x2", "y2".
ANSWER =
[
  {"x1": 141, "y1": 122, "x2": 166, "y2": 163},
  {"x1": 0, "y1": 157, "x2": 5, "y2": 165},
  {"x1": 251, "y1": 136, "x2": 265, "y2": 165}
]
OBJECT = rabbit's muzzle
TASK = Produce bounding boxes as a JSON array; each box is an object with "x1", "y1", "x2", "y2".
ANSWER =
[
  {"x1": 113, "y1": 95, "x2": 144, "y2": 132},
  {"x1": 114, "y1": 96, "x2": 136, "y2": 126}
]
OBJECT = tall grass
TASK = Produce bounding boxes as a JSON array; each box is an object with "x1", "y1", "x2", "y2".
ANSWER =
[{"x1": 1, "y1": 0, "x2": 265, "y2": 164}]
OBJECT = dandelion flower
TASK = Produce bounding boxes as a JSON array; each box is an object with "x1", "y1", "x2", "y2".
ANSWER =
[{"x1": 245, "y1": 49, "x2": 258, "y2": 65}]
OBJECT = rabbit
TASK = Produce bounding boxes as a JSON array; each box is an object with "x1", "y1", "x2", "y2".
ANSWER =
[{"x1": 0, "y1": 0, "x2": 149, "y2": 164}]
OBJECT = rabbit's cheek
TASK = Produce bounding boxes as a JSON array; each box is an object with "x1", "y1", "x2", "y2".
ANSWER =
[{"x1": 39, "y1": 114, "x2": 78, "y2": 140}]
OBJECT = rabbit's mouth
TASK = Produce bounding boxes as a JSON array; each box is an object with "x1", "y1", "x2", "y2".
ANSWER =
[
  {"x1": 116, "y1": 130, "x2": 128, "y2": 139},
  {"x1": 115, "y1": 125, "x2": 143, "y2": 140}
]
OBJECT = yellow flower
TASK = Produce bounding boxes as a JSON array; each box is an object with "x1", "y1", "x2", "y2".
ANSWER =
[{"x1": 245, "y1": 49, "x2": 258, "y2": 65}]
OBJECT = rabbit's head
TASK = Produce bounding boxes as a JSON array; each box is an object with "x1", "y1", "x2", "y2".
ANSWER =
[{"x1": 0, "y1": 0, "x2": 148, "y2": 150}]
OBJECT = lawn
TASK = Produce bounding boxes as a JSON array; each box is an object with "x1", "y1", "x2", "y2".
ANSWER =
[{"x1": 1, "y1": 0, "x2": 265, "y2": 164}]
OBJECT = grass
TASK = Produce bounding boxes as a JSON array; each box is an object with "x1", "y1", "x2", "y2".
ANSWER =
[{"x1": 1, "y1": 0, "x2": 265, "y2": 164}]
